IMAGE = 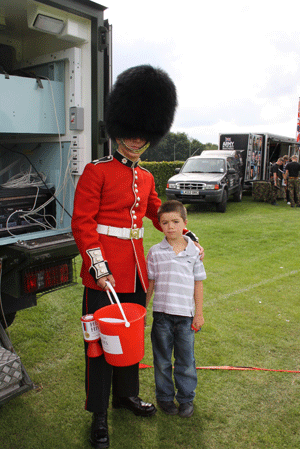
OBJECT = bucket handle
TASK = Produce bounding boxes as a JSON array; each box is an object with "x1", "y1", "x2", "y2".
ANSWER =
[{"x1": 105, "y1": 281, "x2": 130, "y2": 328}]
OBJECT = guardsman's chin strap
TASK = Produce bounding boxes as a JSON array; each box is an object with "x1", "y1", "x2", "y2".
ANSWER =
[{"x1": 120, "y1": 138, "x2": 150, "y2": 155}]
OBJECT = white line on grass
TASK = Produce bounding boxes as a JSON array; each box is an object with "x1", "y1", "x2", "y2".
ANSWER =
[{"x1": 206, "y1": 269, "x2": 300, "y2": 306}]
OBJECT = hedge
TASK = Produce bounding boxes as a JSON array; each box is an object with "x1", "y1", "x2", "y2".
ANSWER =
[{"x1": 139, "y1": 161, "x2": 184, "y2": 196}]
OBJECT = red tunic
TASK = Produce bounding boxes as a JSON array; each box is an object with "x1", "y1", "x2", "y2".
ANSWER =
[{"x1": 72, "y1": 151, "x2": 162, "y2": 293}]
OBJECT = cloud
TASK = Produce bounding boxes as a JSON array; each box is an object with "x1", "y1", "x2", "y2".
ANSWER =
[
  {"x1": 101, "y1": 0, "x2": 300, "y2": 144},
  {"x1": 176, "y1": 100, "x2": 263, "y2": 128},
  {"x1": 112, "y1": 39, "x2": 178, "y2": 81}
]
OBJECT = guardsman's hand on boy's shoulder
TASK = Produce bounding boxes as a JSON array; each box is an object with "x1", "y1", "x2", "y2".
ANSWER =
[
  {"x1": 185, "y1": 230, "x2": 204, "y2": 259},
  {"x1": 195, "y1": 243, "x2": 205, "y2": 260}
]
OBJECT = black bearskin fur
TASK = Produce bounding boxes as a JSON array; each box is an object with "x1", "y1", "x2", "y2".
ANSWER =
[{"x1": 105, "y1": 65, "x2": 177, "y2": 148}]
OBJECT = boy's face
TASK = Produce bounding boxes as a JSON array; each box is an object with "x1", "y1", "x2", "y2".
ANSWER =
[{"x1": 159, "y1": 211, "x2": 187, "y2": 242}]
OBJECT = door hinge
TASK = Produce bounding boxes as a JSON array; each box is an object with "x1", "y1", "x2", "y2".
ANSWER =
[
  {"x1": 98, "y1": 26, "x2": 108, "y2": 52},
  {"x1": 99, "y1": 121, "x2": 108, "y2": 144}
]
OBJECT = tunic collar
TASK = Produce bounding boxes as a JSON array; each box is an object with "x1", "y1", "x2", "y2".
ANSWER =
[{"x1": 114, "y1": 150, "x2": 140, "y2": 168}]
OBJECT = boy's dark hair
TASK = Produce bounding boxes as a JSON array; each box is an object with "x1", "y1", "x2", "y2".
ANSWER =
[{"x1": 158, "y1": 200, "x2": 187, "y2": 222}]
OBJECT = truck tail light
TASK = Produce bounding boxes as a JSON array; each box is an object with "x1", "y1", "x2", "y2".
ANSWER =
[
  {"x1": 214, "y1": 185, "x2": 220, "y2": 190},
  {"x1": 23, "y1": 261, "x2": 73, "y2": 294},
  {"x1": 24, "y1": 275, "x2": 37, "y2": 294}
]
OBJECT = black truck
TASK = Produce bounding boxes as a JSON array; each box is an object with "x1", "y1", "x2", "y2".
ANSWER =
[{"x1": 166, "y1": 150, "x2": 243, "y2": 212}]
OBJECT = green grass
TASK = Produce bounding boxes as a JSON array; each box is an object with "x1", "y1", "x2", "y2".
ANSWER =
[{"x1": 1, "y1": 195, "x2": 300, "y2": 448}]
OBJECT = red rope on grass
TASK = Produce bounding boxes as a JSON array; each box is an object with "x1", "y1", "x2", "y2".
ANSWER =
[{"x1": 139, "y1": 363, "x2": 300, "y2": 374}]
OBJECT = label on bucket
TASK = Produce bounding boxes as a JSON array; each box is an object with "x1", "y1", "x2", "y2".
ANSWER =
[{"x1": 100, "y1": 333, "x2": 123, "y2": 355}]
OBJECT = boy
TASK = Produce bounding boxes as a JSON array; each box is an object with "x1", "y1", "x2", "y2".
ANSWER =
[{"x1": 146, "y1": 200, "x2": 206, "y2": 418}]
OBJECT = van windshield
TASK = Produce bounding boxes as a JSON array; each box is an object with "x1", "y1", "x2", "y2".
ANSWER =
[{"x1": 181, "y1": 158, "x2": 225, "y2": 174}]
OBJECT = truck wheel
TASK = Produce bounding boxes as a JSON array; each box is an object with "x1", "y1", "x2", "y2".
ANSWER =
[
  {"x1": 0, "y1": 312, "x2": 16, "y2": 328},
  {"x1": 233, "y1": 183, "x2": 242, "y2": 202},
  {"x1": 216, "y1": 190, "x2": 228, "y2": 213}
]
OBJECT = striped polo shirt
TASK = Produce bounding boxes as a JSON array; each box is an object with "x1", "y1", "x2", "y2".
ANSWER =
[{"x1": 147, "y1": 235, "x2": 206, "y2": 317}]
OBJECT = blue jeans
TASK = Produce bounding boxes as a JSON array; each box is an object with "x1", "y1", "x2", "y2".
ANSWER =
[{"x1": 151, "y1": 312, "x2": 197, "y2": 404}]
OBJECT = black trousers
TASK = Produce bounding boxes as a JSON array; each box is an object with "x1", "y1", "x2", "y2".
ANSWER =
[{"x1": 82, "y1": 277, "x2": 146, "y2": 414}]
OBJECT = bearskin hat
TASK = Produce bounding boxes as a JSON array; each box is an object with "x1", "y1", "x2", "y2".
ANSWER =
[{"x1": 105, "y1": 65, "x2": 177, "y2": 148}]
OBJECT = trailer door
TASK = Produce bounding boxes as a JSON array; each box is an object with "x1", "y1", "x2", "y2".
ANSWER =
[{"x1": 245, "y1": 134, "x2": 263, "y2": 181}]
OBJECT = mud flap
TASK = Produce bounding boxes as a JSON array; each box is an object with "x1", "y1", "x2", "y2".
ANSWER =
[{"x1": 0, "y1": 322, "x2": 33, "y2": 406}]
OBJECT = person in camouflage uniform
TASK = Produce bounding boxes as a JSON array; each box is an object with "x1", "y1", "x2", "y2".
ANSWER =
[
  {"x1": 285, "y1": 155, "x2": 300, "y2": 207},
  {"x1": 282, "y1": 155, "x2": 291, "y2": 204},
  {"x1": 270, "y1": 158, "x2": 284, "y2": 205}
]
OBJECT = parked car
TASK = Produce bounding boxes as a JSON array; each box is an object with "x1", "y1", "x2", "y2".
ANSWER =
[{"x1": 166, "y1": 150, "x2": 243, "y2": 212}]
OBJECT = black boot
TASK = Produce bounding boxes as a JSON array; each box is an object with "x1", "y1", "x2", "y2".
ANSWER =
[
  {"x1": 90, "y1": 412, "x2": 109, "y2": 449},
  {"x1": 112, "y1": 396, "x2": 157, "y2": 417}
]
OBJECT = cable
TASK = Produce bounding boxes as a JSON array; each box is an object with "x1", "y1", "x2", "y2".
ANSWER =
[
  {"x1": 59, "y1": 142, "x2": 75, "y2": 224},
  {"x1": 4, "y1": 186, "x2": 56, "y2": 237},
  {"x1": 43, "y1": 76, "x2": 63, "y2": 194},
  {"x1": 0, "y1": 74, "x2": 75, "y2": 223},
  {"x1": 139, "y1": 363, "x2": 300, "y2": 374},
  {"x1": 2, "y1": 167, "x2": 47, "y2": 189},
  {"x1": 0, "y1": 144, "x2": 72, "y2": 219},
  {"x1": 43, "y1": 76, "x2": 74, "y2": 224}
]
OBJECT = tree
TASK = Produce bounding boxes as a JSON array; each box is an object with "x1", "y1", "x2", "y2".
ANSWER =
[{"x1": 141, "y1": 132, "x2": 217, "y2": 161}]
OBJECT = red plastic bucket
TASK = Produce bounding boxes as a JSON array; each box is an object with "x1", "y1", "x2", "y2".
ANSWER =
[{"x1": 94, "y1": 302, "x2": 146, "y2": 366}]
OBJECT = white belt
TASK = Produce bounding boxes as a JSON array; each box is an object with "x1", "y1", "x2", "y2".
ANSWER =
[{"x1": 97, "y1": 224, "x2": 144, "y2": 240}]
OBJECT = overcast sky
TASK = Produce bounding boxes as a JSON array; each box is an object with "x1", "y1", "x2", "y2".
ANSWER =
[{"x1": 98, "y1": 0, "x2": 300, "y2": 145}]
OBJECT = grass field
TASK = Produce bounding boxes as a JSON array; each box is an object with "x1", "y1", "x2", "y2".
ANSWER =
[{"x1": 1, "y1": 195, "x2": 300, "y2": 449}]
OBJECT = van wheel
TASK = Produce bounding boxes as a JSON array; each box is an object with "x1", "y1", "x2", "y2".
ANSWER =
[
  {"x1": 233, "y1": 184, "x2": 242, "y2": 202},
  {"x1": 216, "y1": 190, "x2": 227, "y2": 213}
]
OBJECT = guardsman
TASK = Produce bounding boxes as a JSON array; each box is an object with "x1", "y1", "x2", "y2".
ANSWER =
[{"x1": 72, "y1": 65, "x2": 204, "y2": 449}]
